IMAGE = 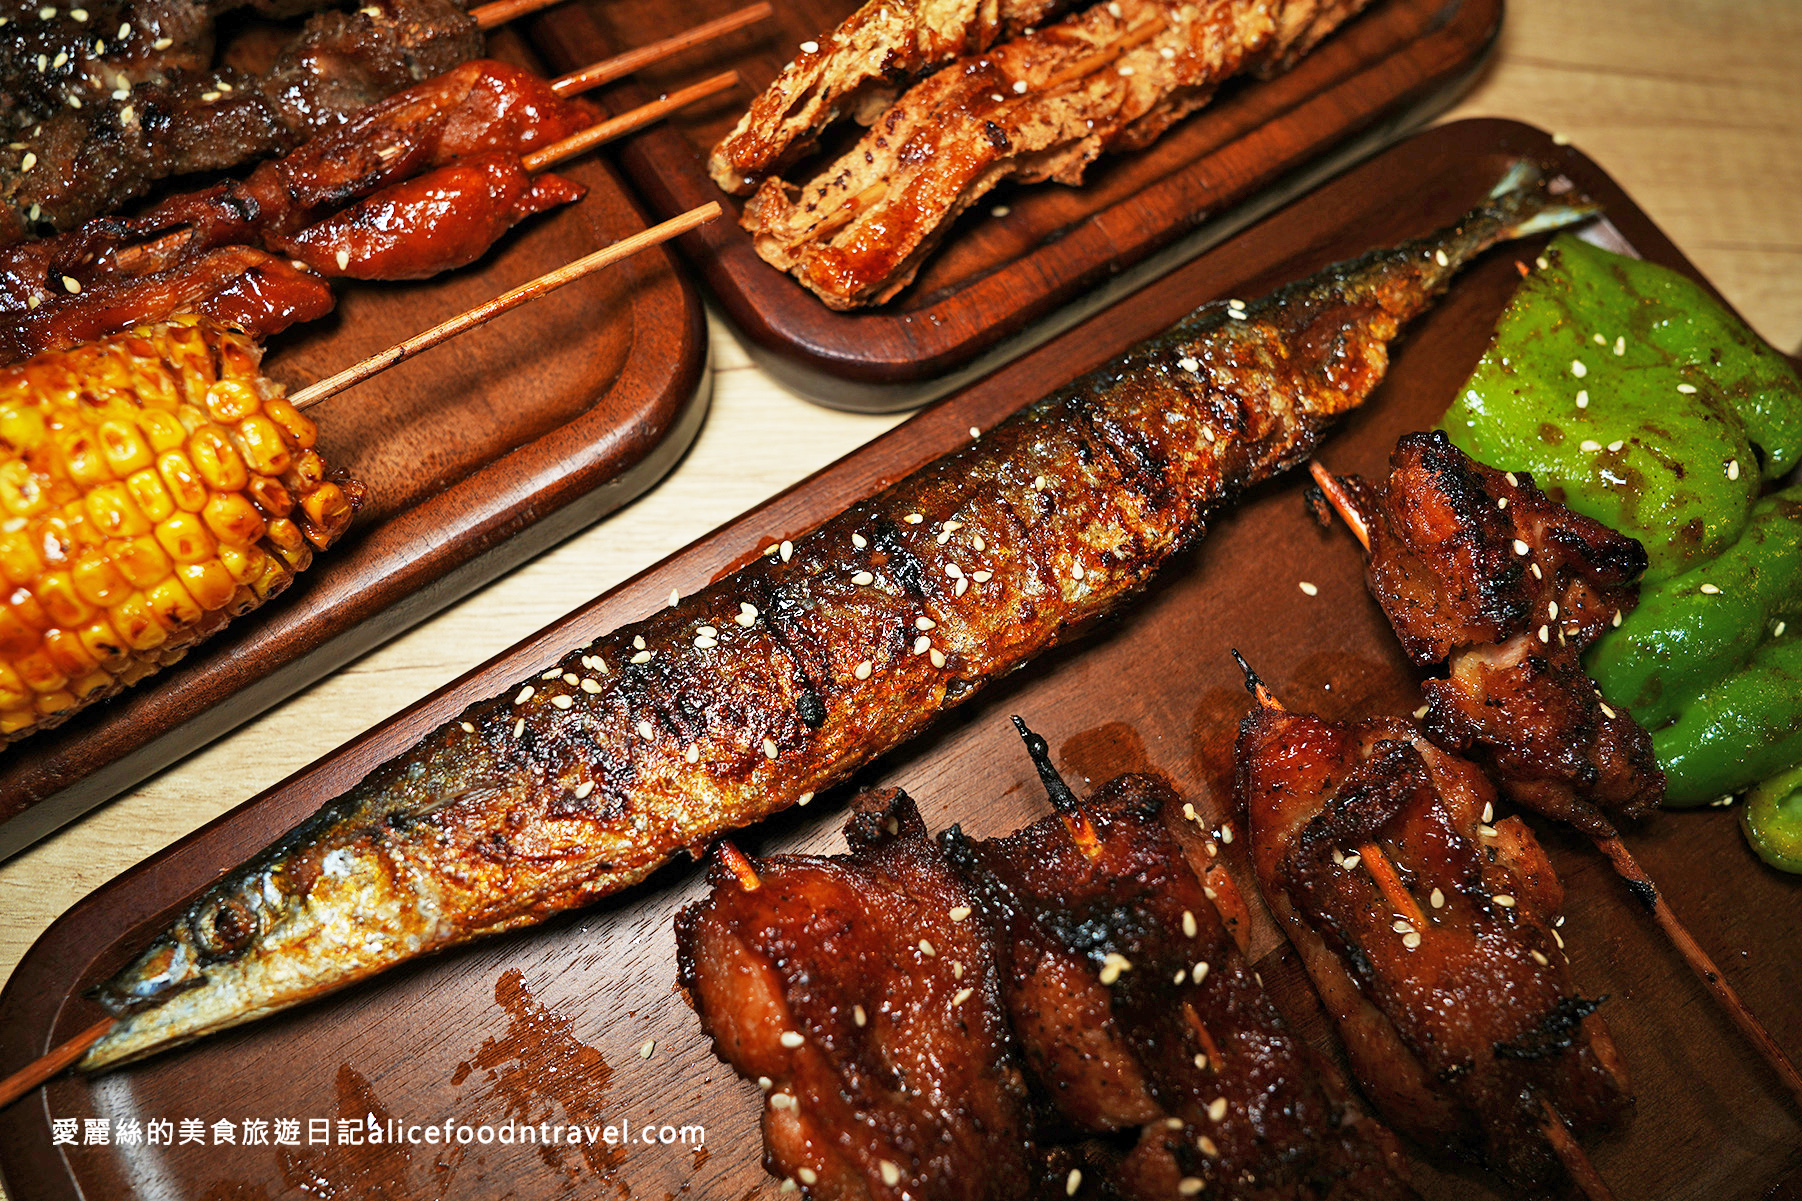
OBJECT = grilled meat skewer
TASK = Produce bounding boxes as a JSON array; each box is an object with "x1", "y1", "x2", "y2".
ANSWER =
[
  {"x1": 677, "y1": 791, "x2": 1044, "y2": 1200},
  {"x1": 79, "y1": 169, "x2": 1593, "y2": 1071},
  {"x1": 742, "y1": 0, "x2": 1370, "y2": 309},
  {"x1": 708, "y1": 0, "x2": 1080, "y2": 195},
  {"x1": 941, "y1": 720, "x2": 1416, "y2": 1200},
  {"x1": 1234, "y1": 670, "x2": 1632, "y2": 1193},
  {"x1": 1313, "y1": 431, "x2": 1662, "y2": 835},
  {"x1": 0, "y1": 0, "x2": 483, "y2": 242}
]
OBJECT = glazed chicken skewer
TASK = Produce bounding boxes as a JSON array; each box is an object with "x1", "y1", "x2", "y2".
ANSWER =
[
  {"x1": 1233, "y1": 655, "x2": 1624, "y2": 1200},
  {"x1": 0, "y1": 166, "x2": 1587, "y2": 1083},
  {"x1": 1307, "y1": 445, "x2": 1802, "y2": 1110}
]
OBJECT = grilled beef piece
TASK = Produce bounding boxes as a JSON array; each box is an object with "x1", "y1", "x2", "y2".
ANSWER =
[
  {"x1": 0, "y1": 0, "x2": 481, "y2": 241},
  {"x1": 741, "y1": 0, "x2": 1370, "y2": 309},
  {"x1": 708, "y1": 0, "x2": 1080, "y2": 195},
  {"x1": 1328, "y1": 430, "x2": 1663, "y2": 835},
  {"x1": 676, "y1": 789, "x2": 1043, "y2": 1200},
  {"x1": 943, "y1": 727, "x2": 1416, "y2": 1201},
  {"x1": 1237, "y1": 699, "x2": 1633, "y2": 1192}
]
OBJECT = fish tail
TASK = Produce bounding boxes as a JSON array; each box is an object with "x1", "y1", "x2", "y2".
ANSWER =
[{"x1": 1438, "y1": 161, "x2": 1601, "y2": 274}]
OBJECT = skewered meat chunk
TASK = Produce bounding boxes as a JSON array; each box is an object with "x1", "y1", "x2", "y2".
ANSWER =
[
  {"x1": 741, "y1": 0, "x2": 1370, "y2": 309},
  {"x1": 80, "y1": 172, "x2": 1593, "y2": 1070},
  {"x1": 943, "y1": 723, "x2": 1415, "y2": 1200},
  {"x1": 708, "y1": 0, "x2": 1080, "y2": 195},
  {"x1": 0, "y1": 317, "x2": 360, "y2": 740},
  {"x1": 1325, "y1": 430, "x2": 1663, "y2": 835},
  {"x1": 676, "y1": 789, "x2": 1041, "y2": 1200},
  {"x1": 1236, "y1": 692, "x2": 1632, "y2": 1193},
  {"x1": 0, "y1": 0, "x2": 483, "y2": 242}
]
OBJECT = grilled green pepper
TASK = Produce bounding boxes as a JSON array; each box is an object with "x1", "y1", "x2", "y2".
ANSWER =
[
  {"x1": 1442, "y1": 234, "x2": 1802, "y2": 582},
  {"x1": 1656, "y1": 634, "x2": 1802, "y2": 807},
  {"x1": 1587, "y1": 485, "x2": 1802, "y2": 727},
  {"x1": 1743, "y1": 764, "x2": 1802, "y2": 874}
]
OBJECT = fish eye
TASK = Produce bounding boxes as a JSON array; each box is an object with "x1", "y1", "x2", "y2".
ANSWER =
[{"x1": 189, "y1": 894, "x2": 259, "y2": 962}]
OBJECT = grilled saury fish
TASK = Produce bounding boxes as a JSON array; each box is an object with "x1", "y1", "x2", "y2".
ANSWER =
[{"x1": 82, "y1": 165, "x2": 1593, "y2": 1070}]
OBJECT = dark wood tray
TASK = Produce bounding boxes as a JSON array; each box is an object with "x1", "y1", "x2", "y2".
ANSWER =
[
  {"x1": 0, "y1": 30, "x2": 712, "y2": 862},
  {"x1": 525, "y1": 0, "x2": 1502, "y2": 409},
  {"x1": 4, "y1": 120, "x2": 1799, "y2": 1201}
]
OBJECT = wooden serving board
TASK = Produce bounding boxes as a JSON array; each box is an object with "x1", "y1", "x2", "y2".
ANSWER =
[
  {"x1": 3, "y1": 120, "x2": 1799, "y2": 1201},
  {"x1": 525, "y1": 0, "x2": 1502, "y2": 409},
  {"x1": 0, "y1": 31, "x2": 712, "y2": 863}
]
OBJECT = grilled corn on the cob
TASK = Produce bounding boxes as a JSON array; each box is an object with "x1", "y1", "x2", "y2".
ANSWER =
[{"x1": 0, "y1": 317, "x2": 361, "y2": 742}]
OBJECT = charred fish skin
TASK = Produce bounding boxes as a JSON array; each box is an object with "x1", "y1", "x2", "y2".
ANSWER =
[{"x1": 82, "y1": 168, "x2": 1594, "y2": 1072}]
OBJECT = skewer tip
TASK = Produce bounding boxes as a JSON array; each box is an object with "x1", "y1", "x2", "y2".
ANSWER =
[
  {"x1": 715, "y1": 840, "x2": 761, "y2": 892},
  {"x1": 1231, "y1": 650, "x2": 1282, "y2": 711},
  {"x1": 1011, "y1": 717, "x2": 1101, "y2": 858}
]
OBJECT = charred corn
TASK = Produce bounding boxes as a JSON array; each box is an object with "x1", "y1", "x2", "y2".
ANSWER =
[{"x1": 0, "y1": 317, "x2": 362, "y2": 742}]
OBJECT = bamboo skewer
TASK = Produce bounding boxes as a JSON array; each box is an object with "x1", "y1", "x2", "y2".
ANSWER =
[
  {"x1": 551, "y1": 3, "x2": 773, "y2": 96},
  {"x1": 290, "y1": 202, "x2": 720, "y2": 408},
  {"x1": 716, "y1": 841, "x2": 763, "y2": 892},
  {"x1": 471, "y1": 0, "x2": 569, "y2": 30},
  {"x1": 1235, "y1": 651, "x2": 1619, "y2": 1198},
  {"x1": 1306, "y1": 458, "x2": 1802, "y2": 1111},
  {"x1": 1011, "y1": 716, "x2": 1103, "y2": 860},
  {"x1": 523, "y1": 72, "x2": 740, "y2": 173},
  {"x1": 0, "y1": 1019, "x2": 113, "y2": 1109}
]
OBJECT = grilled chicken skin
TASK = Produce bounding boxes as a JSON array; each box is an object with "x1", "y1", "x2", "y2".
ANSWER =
[
  {"x1": 676, "y1": 789, "x2": 1042, "y2": 1200},
  {"x1": 1235, "y1": 689, "x2": 1632, "y2": 1192},
  {"x1": 1323, "y1": 430, "x2": 1663, "y2": 835},
  {"x1": 942, "y1": 721, "x2": 1415, "y2": 1200}
]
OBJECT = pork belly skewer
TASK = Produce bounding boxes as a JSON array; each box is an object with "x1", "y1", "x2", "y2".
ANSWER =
[
  {"x1": 742, "y1": 0, "x2": 1372, "y2": 309},
  {"x1": 940, "y1": 719, "x2": 1416, "y2": 1200},
  {"x1": 1307, "y1": 435, "x2": 1802, "y2": 1108},
  {"x1": 708, "y1": 0, "x2": 1081, "y2": 195},
  {"x1": 0, "y1": 67, "x2": 741, "y2": 363},
  {"x1": 676, "y1": 791, "x2": 1045, "y2": 1200},
  {"x1": 2, "y1": 168, "x2": 1585, "y2": 1081},
  {"x1": 1232, "y1": 656, "x2": 1629, "y2": 1199},
  {"x1": 0, "y1": 0, "x2": 768, "y2": 244}
]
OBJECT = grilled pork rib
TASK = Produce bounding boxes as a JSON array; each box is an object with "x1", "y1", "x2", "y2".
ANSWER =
[{"x1": 80, "y1": 173, "x2": 1593, "y2": 1071}]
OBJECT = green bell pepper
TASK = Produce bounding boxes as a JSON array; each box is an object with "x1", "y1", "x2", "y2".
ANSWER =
[
  {"x1": 1656, "y1": 634, "x2": 1802, "y2": 807},
  {"x1": 1587, "y1": 485, "x2": 1802, "y2": 728},
  {"x1": 1442, "y1": 234, "x2": 1802, "y2": 582},
  {"x1": 1743, "y1": 763, "x2": 1802, "y2": 874}
]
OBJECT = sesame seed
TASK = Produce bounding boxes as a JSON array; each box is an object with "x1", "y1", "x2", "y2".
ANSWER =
[
  {"x1": 1071, "y1": 562, "x2": 1084, "y2": 580},
  {"x1": 638, "y1": 1038, "x2": 655, "y2": 1059},
  {"x1": 1505, "y1": 472, "x2": 1518, "y2": 486},
  {"x1": 1497, "y1": 497, "x2": 1509, "y2": 509},
  {"x1": 798, "y1": 1169, "x2": 818, "y2": 1186},
  {"x1": 1677, "y1": 383, "x2": 1697, "y2": 394},
  {"x1": 1531, "y1": 562, "x2": 1543, "y2": 579},
  {"x1": 971, "y1": 570, "x2": 992, "y2": 582},
  {"x1": 1571, "y1": 359, "x2": 1587, "y2": 378},
  {"x1": 1066, "y1": 1169, "x2": 1082, "y2": 1196},
  {"x1": 1614, "y1": 336, "x2": 1625, "y2": 355},
  {"x1": 763, "y1": 737, "x2": 779, "y2": 759},
  {"x1": 1531, "y1": 949, "x2": 1549, "y2": 965},
  {"x1": 1298, "y1": 580, "x2": 1318, "y2": 596},
  {"x1": 1194, "y1": 1053, "x2": 1208, "y2": 1069},
  {"x1": 1494, "y1": 894, "x2": 1516, "y2": 907},
  {"x1": 1227, "y1": 298, "x2": 1246, "y2": 310},
  {"x1": 853, "y1": 1005, "x2": 867, "y2": 1026},
  {"x1": 913, "y1": 635, "x2": 931, "y2": 655},
  {"x1": 1182, "y1": 910, "x2": 1198, "y2": 938},
  {"x1": 852, "y1": 532, "x2": 868, "y2": 549},
  {"x1": 1107, "y1": 0, "x2": 1121, "y2": 12},
  {"x1": 460, "y1": 721, "x2": 475, "y2": 732},
  {"x1": 1178, "y1": 356, "x2": 1200, "y2": 372},
  {"x1": 1098, "y1": 952, "x2": 1132, "y2": 984},
  {"x1": 1178, "y1": 1180, "x2": 1203, "y2": 1197},
  {"x1": 854, "y1": 660, "x2": 873, "y2": 680},
  {"x1": 779, "y1": 1031, "x2": 804, "y2": 1048},
  {"x1": 799, "y1": 39, "x2": 818, "y2": 51},
  {"x1": 1552, "y1": 131, "x2": 1571, "y2": 145},
  {"x1": 575, "y1": 780, "x2": 595, "y2": 799},
  {"x1": 515, "y1": 686, "x2": 535, "y2": 704},
  {"x1": 952, "y1": 987, "x2": 972, "y2": 1005},
  {"x1": 905, "y1": 513, "x2": 924, "y2": 524},
  {"x1": 1207, "y1": 1097, "x2": 1227, "y2": 1122},
  {"x1": 1699, "y1": 583, "x2": 1720, "y2": 595},
  {"x1": 1478, "y1": 824, "x2": 1499, "y2": 839},
  {"x1": 1193, "y1": 961, "x2": 1209, "y2": 982},
  {"x1": 1160, "y1": 45, "x2": 1174, "y2": 57},
  {"x1": 118, "y1": 20, "x2": 128, "y2": 36},
  {"x1": 916, "y1": 616, "x2": 936, "y2": 631},
  {"x1": 769, "y1": 1093, "x2": 795, "y2": 1110},
  {"x1": 950, "y1": 961, "x2": 964, "y2": 979},
  {"x1": 1727, "y1": 459, "x2": 1740, "y2": 481},
  {"x1": 1776, "y1": 621, "x2": 1787, "y2": 637},
  {"x1": 1600, "y1": 701, "x2": 1617, "y2": 719},
  {"x1": 780, "y1": 540, "x2": 793, "y2": 562},
  {"x1": 918, "y1": 939, "x2": 936, "y2": 959},
  {"x1": 200, "y1": 91, "x2": 219, "y2": 102},
  {"x1": 1341, "y1": 852, "x2": 1361, "y2": 870},
  {"x1": 990, "y1": 204, "x2": 1009, "y2": 217},
  {"x1": 946, "y1": 563, "x2": 964, "y2": 579},
  {"x1": 1219, "y1": 823, "x2": 1234, "y2": 845},
  {"x1": 563, "y1": 672, "x2": 579, "y2": 685},
  {"x1": 929, "y1": 648, "x2": 947, "y2": 668},
  {"x1": 1032, "y1": 475, "x2": 1047, "y2": 490},
  {"x1": 972, "y1": 534, "x2": 985, "y2": 551},
  {"x1": 1173, "y1": 969, "x2": 1187, "y2": 984},
  {"x1": 551, "y1": 695, "x2": 573, "y2": 709},
  {"x1": 1012, "y1": 79, "x2": 1027, "y2": 94},
  {"x1": 634, "y1": 637, "x2": 647, "y2": 652},
  {"x1": 1538, "y1": 625, "x2": 1550, "y2": 644},
  {"x1": 1116, "y1": 64, "x2": 1134, "y2": 76},
  {"x1": 637, "y1": 720, "x2": 655, "y2": 740},
  {"x1": 1392, "y1": 919, "x2": 1415, "y2": 934},
  {"x1": 1593, "y1": 333, "x2": 1606, "y2": 345},
  {"x1": 1402, "y1": 932, "x2": 1422, "y2": 949},
  {"x1": 1227, "y1": 308, "x2": 1246, "y2": 320},
  {"x1": 1198, "y1": 1136, "x2": 1219, "y2": 1157},
  {"x1": 955, "y1": 578, "x2": 969, "y2": 596},
  {"x1": 19, "y1": 150, "x2": 37, "y2": 172},
  {"x1": 1483, "y1": 801, "x2": 1494, "y2": 822},
  {"x1": 38, "y1": 6, "x2": 54, "y2": 17},
  {"x1": 852, "y1": 570, "x2": 874, "y2": 585},
  {"x1": 1435, "y1": 249, "x2": 1449, "y2": 267},
  {"x1": 737, "y1": 602, "x2": 758, "y2": 625},
  {"x1": 1553, "y1": 928, "x2": 1565, "y2": 948},
  {"x1": 765, "y1": 543, "x2": 779, "y2": 558},
  {"x1": 693, "y1": 636, "x2": 716, "y2": 649},
  {"x1": 1430, "y1": 888, "x2": 1445, "y2": 909},
  {"x1": 1576, "y1": 390, "x2": 1588, "y2": 408},
  {"x1": 152, "y1": 36, "x2": 171, "y2": 48},
  {"x1": 757, "y1": 1076, "x2": 772, "y2": 1090},
  {"x1": 1608, "y1": 440, "x2": 1625, "y2": 452},
  {"x1": 990, "y1": 92, "x2": 1004, "y2": 102},
  {"x1": 950, "y1": 905, "x2": 971, "y2": 921},
  {"x1": 513, "y1": 718, "x2": 525, "y2": 738},
  {"x1": 880, "y1": 1162, "x2": 900, "y2": 1187},
  {"x1": 631, "y1": 650, "x2": 653, "y2": 664},
  {"x1": 1513, "y1": 539, "x2": 1530, "y2": 556},
  {"x1": 1612, "y1": 608, "x2": 1621, "y2": 625}
]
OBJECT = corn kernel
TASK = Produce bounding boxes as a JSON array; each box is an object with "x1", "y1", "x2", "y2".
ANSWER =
[
  {"x1": 143, "y1": 575, "x2": 202, "y2": 631},
  {"x1": 108, "y1": 592, "x2": 169, "y2": 650},
  {"x1": 33, "y1": 688, "x2": 76, "y2": 715},
  {"x1": 125, "y1": 466, "x2": 175, "y2": 523},
  {"x1": 59, "y1": 426, "x2": 114, "y2": 487},
  {"x1": 69, "y1": 669, "x2": 113, "y2": 700},
  {"x1": 301, "y1": 482, "x2": 352, "y2": 547},
  {"x1": 235, "y1": 414, "x2": 293, "y2": 476},
  {"x1": 0, "y1": 458, "x2": 49, "y2": 518},
  {"x1": 43, "y1": 626, "x2": 99, "y2": 676},
  {"x1": 247, "y1": 475, "x2": 293, "y2": 518},
  {"x1": 262, "y1": 397, "x2": 316, "y2": 450},
  {"x1": 154, "y1": 511, "x2": 215, "y2": 564},
  {"x1": 14, "y1": 648, "x2": 68, "y2": 692},
  {"x1": 35, "y1": 570, "x2": 93, "y2": 627},
  {"x1": 218, "y1": 543, "x2": 267, "y2": 586},
  {"x1": 157, "y1": 449, "x2": 207, "y2": 511},
  {"x1": 202, "y1": 492, "x2": 264, "y2": 547},
  {"x1": 85, "y1": 481, "x2": 150, "y2": 538},
  {"x1": 204, "y1": 379, "x2": 257, "y2": 424},
  {"x1": 97, "y1": 418, "x2": 153, "y2": 475},
  {"x1": 136, "y1": 407, "x2": 187, "y2": 452},
  {"x1": 0, "y1": 529, "x2": 44, "y2": 587},
  {"x1": 77, "y1": 615, "x2": 132, "y2": 669},
  {"x1": 177, "y1": 559, "x2": 236, "y2": 611},
  {"x1": 0, "y1": 659, "x2": 30, "y2": 708},
  {"x1": 288, "y1": 448, "x2": 327, "y2": 490},
  {"x1": 187, "y1": 427, "x2": 247, "y2": 492},
  {"x1": 0, "y1": 606, "x2": 40, "y2": 657},
  {"x1": 112, "y1": 535, "x2": 171, "y2": 588},
  {"x1": 0, "y1": 403, "x2": 46, "y2": 453},
  {"x1": 70, "y1": 549, "x2": 130, "y2": 607}
]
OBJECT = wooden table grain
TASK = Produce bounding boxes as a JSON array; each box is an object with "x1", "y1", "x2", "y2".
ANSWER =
[{"x1": 0, "y1": 0, "x2": 1797, "y2": 1183}]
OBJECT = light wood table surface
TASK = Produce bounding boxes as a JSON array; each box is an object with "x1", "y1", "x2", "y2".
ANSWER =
[{"x1": 1, "y1": 0, "x2": 1797, "y2": 1094}]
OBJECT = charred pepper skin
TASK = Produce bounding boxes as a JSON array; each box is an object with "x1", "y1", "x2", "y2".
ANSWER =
[
  {"x1": 1587, "y1": 485, "x2": 1802, "y2": 729},
  {"x1": 1743, "y1": 765, "x2": 1802, "y2": 875}
]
